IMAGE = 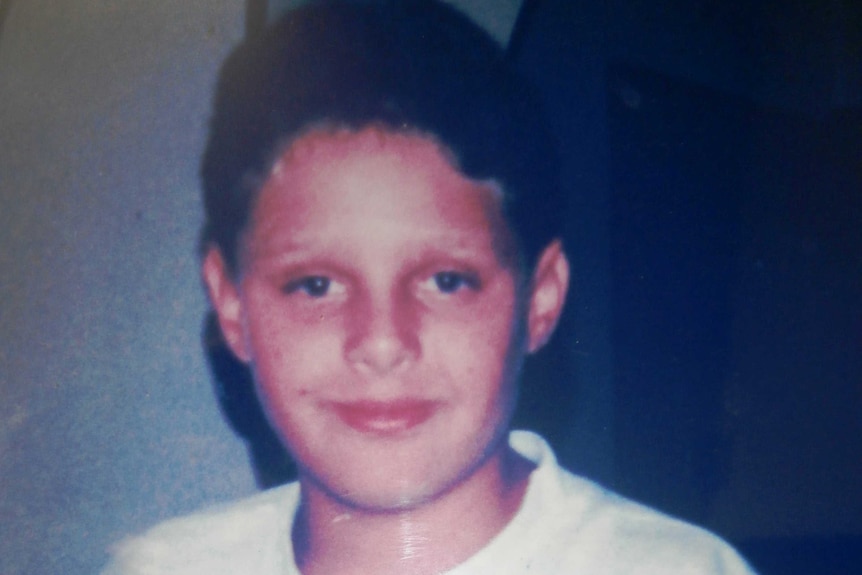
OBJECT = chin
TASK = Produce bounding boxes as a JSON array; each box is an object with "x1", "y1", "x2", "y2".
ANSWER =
[
  {"x1": 303, "y1": 464, "x2": 445, "y2": 513},
  {"x1": 308, "y1": 441, "x2": 505, "y2": 515}
]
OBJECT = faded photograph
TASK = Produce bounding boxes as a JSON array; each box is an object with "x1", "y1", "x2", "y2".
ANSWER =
[{"x1": 1, "y1": 1, "x2": 859, "y2": 574}]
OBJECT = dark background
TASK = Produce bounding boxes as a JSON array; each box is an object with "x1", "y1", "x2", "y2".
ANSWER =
[{"x1": 510, "y1": 2, "x2": 862, "y2": 573}]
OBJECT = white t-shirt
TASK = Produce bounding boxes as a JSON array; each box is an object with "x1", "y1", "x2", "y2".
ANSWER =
[{"x1": 102, "y1": 431, "x2": 756, "y2": 574}]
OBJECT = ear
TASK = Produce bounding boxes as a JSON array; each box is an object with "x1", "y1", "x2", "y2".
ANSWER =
[
  {"x1": 202, "y1": 247, "x2": 251, "y2": 363},
  {"x1": 526, "y1": 240, "x2": 570, "y2": 353}
]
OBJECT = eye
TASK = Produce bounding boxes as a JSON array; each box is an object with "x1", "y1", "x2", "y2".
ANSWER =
[
  {"x1": 283, "y1": 276, "x2": 339, "y2": 298},
  {"x1": 429, "y1": 271, "x2": 479, "y2": 294}
]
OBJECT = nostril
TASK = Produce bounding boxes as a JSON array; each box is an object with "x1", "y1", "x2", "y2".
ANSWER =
[{"x1": 346, "y1": 333, "x2": 413, "y2": 375}]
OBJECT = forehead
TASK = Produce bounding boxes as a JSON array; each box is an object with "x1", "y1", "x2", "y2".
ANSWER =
[
  {"x1": 271, "y1": 127, "x2": 494, "y2": 213},
  {"x1": 245, "y1": 127, "x2": 517, "y2": 262}
]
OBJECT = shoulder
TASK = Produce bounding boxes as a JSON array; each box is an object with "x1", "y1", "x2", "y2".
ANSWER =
[
  {"x1": 101, "y1": 483, "x2": 300, "y2": 575},
  {"x1": 559, "y1": 476, "x2": 754, "y2": 573},
  {"x1": 504, "y1": 431, "x2": 756, "y2": 574}
]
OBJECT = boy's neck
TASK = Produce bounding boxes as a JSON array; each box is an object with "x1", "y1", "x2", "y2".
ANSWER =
[{"x1": 292, "y1": 443, "x2": 534, "y2": 575}]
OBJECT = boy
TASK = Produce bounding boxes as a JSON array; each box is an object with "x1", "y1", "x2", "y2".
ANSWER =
[{"x1": 103, "y1": 1, "x2": 755, "y2": 573}]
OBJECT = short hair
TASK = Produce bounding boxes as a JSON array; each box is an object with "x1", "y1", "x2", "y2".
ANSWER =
[{"x1": 201, "y1": 0, "x2": 562, "y2": 277}]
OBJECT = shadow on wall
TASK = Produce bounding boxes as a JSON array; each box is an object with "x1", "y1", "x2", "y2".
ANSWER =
[{"x1": 203, "y1": 313, "x2": 297, "y2": 488}]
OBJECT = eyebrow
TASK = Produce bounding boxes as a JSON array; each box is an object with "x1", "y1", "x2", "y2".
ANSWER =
[{"x1": 252, "y1": 236, "x2": 492, "y2": 261}]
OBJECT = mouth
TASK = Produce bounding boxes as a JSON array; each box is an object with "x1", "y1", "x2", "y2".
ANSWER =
[{"x1": 330, "y1": 399, "x2": 440, "y2": 435}]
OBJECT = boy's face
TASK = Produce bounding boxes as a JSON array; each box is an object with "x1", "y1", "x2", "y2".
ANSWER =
[{"x1": 205, "y1": 127, "x2": 567, "y2": 511}]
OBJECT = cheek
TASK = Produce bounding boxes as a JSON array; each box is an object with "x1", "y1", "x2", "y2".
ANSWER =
[
  {"x1": 427, "y1": 301, "x2": 520, "y2": 388},
  {"x1": 244, "y1": 300, "x2": 342, "y2": 389},
  {"x1": 244, "y1": 313, "x2": 341, "y2": 442}
]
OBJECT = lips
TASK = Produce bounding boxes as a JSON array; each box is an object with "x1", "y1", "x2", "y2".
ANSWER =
[{"x1": 331, "y1": 399, "x2": 439, "y2": 435}]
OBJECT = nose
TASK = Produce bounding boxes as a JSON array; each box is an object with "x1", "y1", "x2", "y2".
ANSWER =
[{"x1": 344, "y1": 289, "x2": 419, "y2": 376}]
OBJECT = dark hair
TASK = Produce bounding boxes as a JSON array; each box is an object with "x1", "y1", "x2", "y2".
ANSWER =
[{"x1": 201, "y1": 0, "x2": 562, "y2": 276}]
